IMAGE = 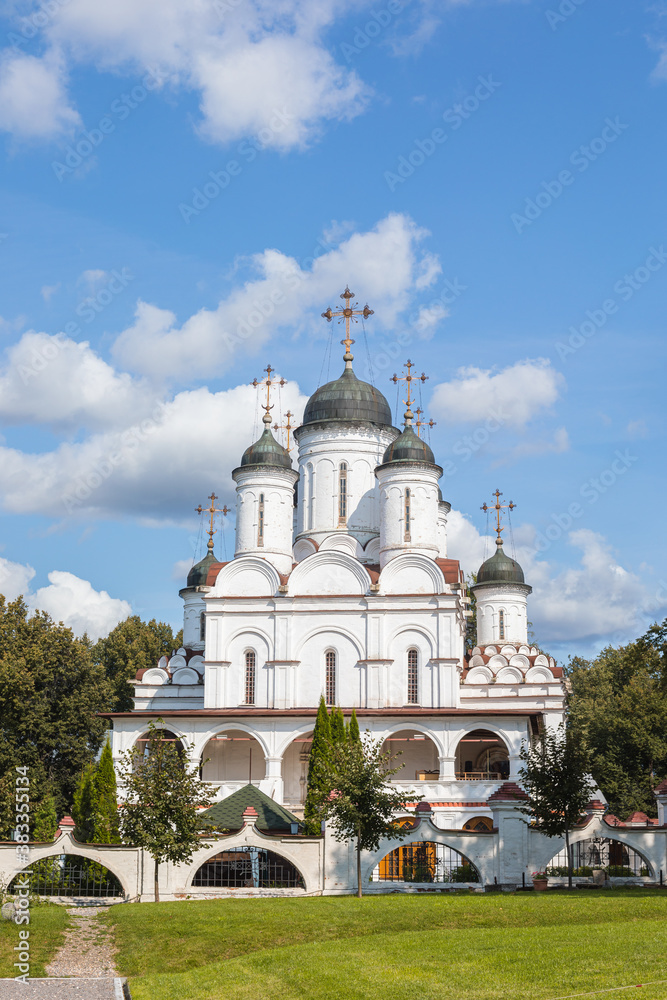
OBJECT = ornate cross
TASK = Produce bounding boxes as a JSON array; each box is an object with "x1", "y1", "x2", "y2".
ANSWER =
[
  {"x1": 252, "y1": 365, "x2": 286, "y2": 427},
  {"x1": 481, "y1": 489, "x2": 516, "y2": 544},
  {"x1": 415, "y1": 407, "x2": 436, "y2": 438},
  {"x1": 321, "y1": 286, "x2": 374, "y2": 367},
  {"x1": 273, "y1": 410, "x2": 295, "y2": 451},
  {"x1": 390, "y1": 360, "x2": 428, "y2": 425},
  {"x1": 195, "y1": 492, "x2": 230, "y2": 553}
]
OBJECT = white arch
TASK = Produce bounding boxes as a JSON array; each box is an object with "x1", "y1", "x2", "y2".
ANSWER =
[
  {"x1": 377, "y1": 720, "x2": 445, "y2": 758},
  {"x1": 210, "y1": 556, "x2": 281, "y2": 597},
  {"x1": 450, "y1": 722, "x2": 515, "y2": 758},
  {"x1": 496, "y1": 667, "x2": 523, "y2": 684},
  {"x1": 378, "y1": 552, "x2": 446, "y2": 596},
  {"x1": 184, "y1": 836, "x2": 312, "y2": 891},
  {"x1": 10, "y1": 848, "x2": 132, "y2": 898},
  {"x1": 197, "y1": 723, "x2": 271, "y2": 759},
  {"x1": 287, "y1": 550, "x2": 371, "y2": 596},
  {"x1": 550, "y1": 833, "x2": 655, "y2": 878},
  {"x1": 132, "y1": 721, "x2": 190, "y2": 752},
  {"x1": 386, "y1": 623, "x2": 436, "y2": 658},
  {"x1": 275, "y1": 721, "x2": 317, "y2": 759},
  {"x1": 295, "y1": 624, "x2": 364, "y2": 661}
]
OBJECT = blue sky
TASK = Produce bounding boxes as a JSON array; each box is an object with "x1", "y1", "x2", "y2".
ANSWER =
[{"x1": 0, "y1": 0, "x2": 665, "y2": 660}]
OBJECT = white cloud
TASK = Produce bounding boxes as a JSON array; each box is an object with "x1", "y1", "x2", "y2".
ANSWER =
[
  {"x1": 447, "y1": 512, "x2": 666, "y2": 647},
  {"x1": 41, "y1": 283, "x2": 61, "y2": 303},
  {"x1": 431, "y1": 359, "x2": 565, "y2": 429},
  {"x1": 0, "y1": 379, "x2": 308, "y2": 520},
  {"x1": 626, "y1": 419, "x2": 648, "y2": 440},
  {"x1": 492, "y1": 427, "x2": 570, "y2": 466},
  {"x1": 112, "y1": 213, "x2": 438, "y2": 380},
  {"x1": 0, "y1": 50, "x2": 80, "y2": 140},
  {"x1": 0, "y1": 332, "x2": 153, "y2": 431},
  {"x1": 0, "y1": 557, "x2": 130, "y2": 640}
]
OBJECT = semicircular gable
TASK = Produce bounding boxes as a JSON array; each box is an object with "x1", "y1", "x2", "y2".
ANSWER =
[
  {"x1": 210, "y1": 557, "x2": 281, "y2": 598},
  {"x1": 496, "y1": 666, "x2": 523, "y2": 684},
  {"x1": 288, "y1": 551, "x2": 371, "y2": 596},
  {"x1": 466, "y1": 666, "x2": 493, "y2": 684},
  {"x1": 378, "y1": 553, "x2": 446, "y2": 596},
  {"x1": 525, "y1": 666, "x2": 554, "y2": 683}
]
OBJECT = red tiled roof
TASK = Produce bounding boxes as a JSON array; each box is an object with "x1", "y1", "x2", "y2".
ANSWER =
[
  {"x1": 654, "y1": 778, "x2": 667, "y2": 795},
  {"x1": 487, "y1": 782, "x2": 528, "y2": 802},
  {"x1": 435, "y1": 558, "x2": 463, "y2": 585}
]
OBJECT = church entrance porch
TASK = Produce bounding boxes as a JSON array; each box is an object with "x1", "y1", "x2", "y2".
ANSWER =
[
  {"x1": 382, "y1": 730, "x2": 440, "y2": 783},
  {"x1": 454, "y1": 729, "x2": 510, "y2": 781},
  {"x1": 200, "y1": 730, "x2": 267, "y2": 800}
]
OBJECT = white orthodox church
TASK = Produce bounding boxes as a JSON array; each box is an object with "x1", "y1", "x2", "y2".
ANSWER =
[{"x1": 104, "y1": 287, "x2": 569, "y2": 872}]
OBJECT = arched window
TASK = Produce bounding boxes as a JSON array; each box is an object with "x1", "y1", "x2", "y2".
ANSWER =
[
  {"x1": 407, "y1": 648, "x2": 419, "y2": 704},
  {"x1": 199, "y1": 611, "x2": 206, "y2": 642},
  {"x1": 338, "y1": 463, "x2": 348, "y2": 524},
  {"x1": 244, "y1": 651, "x2": 256, "y2": 705},
  {"x1": 404, "y1": 488, "x2": 411, "y2": 540},
  {"x1": 325, "y1": 650, "x2": 336, "y2": 705},
  {"x1": 498, "y1": 609, "x2": 505, "y2": 640},
  {"x1": 257, "y1": 493, "x2": 265, "y2": 546}
]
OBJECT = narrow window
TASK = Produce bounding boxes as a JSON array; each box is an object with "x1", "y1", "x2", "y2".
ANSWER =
[
  {"x1": 338, "y1": 463, "x2": 348, "y2": 525},
  {"x1": 199, "y1": 611, "x2": 206, "y2": 642},
  {"x1": 244, "y1": 651, "x2": 256, "y2": 705},
  {"x1": 498, "y1": 610, "x2": 505, "y2": 641},
  {"x1": 407, "y1": 648, "x2": 419, "y2": 705},
  {"x1": 325, "y1": 651, "x2": 336, "y2": 705},
  {"x1": 257, "y1": 493, "x2": 265, "y2": 546},
  {"x1": 404, "y1": 488, "x2": 411, "y2": 540}
]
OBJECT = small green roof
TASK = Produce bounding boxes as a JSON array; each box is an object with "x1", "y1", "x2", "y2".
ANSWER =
[
  {"x1": 381, "y1": 424, "x2": 436, "y2": 466},
  {"x1": 240, "y1": 426, "x2": 292, "y2": 470},
  {"x1": 199, "y1": 784, "x2": 301, "y2": 833},
  {"x1": 476, "y1": 542, "x2": 525, "y2": 585},
  {"x1": 186, "y1": 548, "x2": 218, "y2": 588}
]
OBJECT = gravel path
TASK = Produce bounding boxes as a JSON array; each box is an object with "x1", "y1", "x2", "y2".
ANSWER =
[{"x1": 0, "y1": 905, "x2": 129, "y2": 998}]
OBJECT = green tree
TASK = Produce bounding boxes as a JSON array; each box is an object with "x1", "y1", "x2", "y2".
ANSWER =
[
  {"x1": 330, "y1": 706, "x2": 346, "y2": 744},
  {"x1": 303, "y1": 696, "x2": 332, "y2": 835},
  {"x1": 32, "y1": 794, "x2": 57, "y2": 841},
  {"x1": 118, "y1": 720, "x2": 215, "y2": 902},
  {"x1": 92, "y1": 739, "x2": 120, "y2": 844},
  {"x1": 519, "y1": 724, "x2": 595, "y2": 888},
  {"x1": 72, "y1": 764, "x2": 96, "y2": 843},
  {"x1": 315, "y1": 734, "x2": 418, "y2": 897},
  {"x1": 93, "y1": 616, "x2": 182, "y2": 712},
  {"x1": 0, "y1": 596, "x2": 112, "y2": 815},
  {"x1": 348, "y1": 709, "x2": 361, "y2": 744},
  {"x1": 567, "y1": 638, "x2": 667, "y2": 817}
]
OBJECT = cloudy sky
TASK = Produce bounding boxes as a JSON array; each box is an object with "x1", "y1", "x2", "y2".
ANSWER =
[{"x1": 0, "y1": 0, "x2": 664, "y2": 656}]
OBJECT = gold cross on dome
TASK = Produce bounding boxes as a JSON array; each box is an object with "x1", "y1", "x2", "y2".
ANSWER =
[
  {"x1": 481, "y1": 489, "x2": 516, "y2": 545},
  {"x1": 195, "y1": 493, "x2": 231, "y2": 553},
  {"x1": 273, "y1": 410, "x2": 295, "y2": 451},
  {"x1": 415, "y1": 407, "x2": 436, "y2": 438},
  {"x1": 390, "y1": 359, "x2": 428, "y2": 425},
  {"x1": 321, "y1": 286, "x2": 374, "y2": 367},
  {"x1": 251, "y1": 364, "x2": 286, "y2": 427}
]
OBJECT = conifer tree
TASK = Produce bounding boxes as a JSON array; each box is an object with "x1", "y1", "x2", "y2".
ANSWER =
[
  {"x1": 92, "y1": 739, "x2": 121, "y2": 844},
  {"x1": 349, "y1": 709, "x2": 361, "y2": 744},
  {"x1": 330, "y1": 706, "x2": 346, "y2": 744},
  {"x1": 72, "y1": 764, "x2": 96, "y2": 843},
  {"x1": 303, "y1": 696, "x2": 332, "y2": 835},
  {"x1": 32, "y1": 794, "x2": 57, "y2": 841}
]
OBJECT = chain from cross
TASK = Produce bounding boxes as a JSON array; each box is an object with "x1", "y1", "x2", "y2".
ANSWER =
[
  {"x1": 273, "y1": 409, "x2": 294, "y2": 451},
  {"x1": 415, "y1": 407, "x2": 436, "y2": 438},
  {"x1": 321, "y1": 286, "x2": 374, "y2": 366},
  {"x1": 251, "y1": 364, "x2": 286, "y2": 428},
  {"x1": 195, "y1": 492, "x2": 231, "y2": 553},
  {"x1": 390, "y1": 359, "x2": 428, "y2": 425},
  {"x1": 481, "y1": 489, "x2": 516, "y2": 544}
]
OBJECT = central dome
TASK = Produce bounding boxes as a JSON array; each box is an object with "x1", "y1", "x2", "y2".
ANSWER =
[{"x1": 302, "y1": 367, "x2": 393, "y2": 427}]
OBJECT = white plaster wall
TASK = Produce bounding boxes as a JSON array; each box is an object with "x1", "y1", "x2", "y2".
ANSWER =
[
  {"x1": 181, "y1": 589, "x2": 207, "y2": 650},
  {"x1": 377, "y1": 464, "x2": 441, "y2": 567},
  {"x1": 233, "y1": 466, "x2": 298, "y2": 575},
  {"x1": 295, "y1": 423, "x2": 397, "y2": 546},
  {"x1": 475, "y1": 584, "x2": 530, "y2": 645}
]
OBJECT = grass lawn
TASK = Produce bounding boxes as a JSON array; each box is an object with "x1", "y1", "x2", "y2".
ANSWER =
[
  {"x1": 107, "y1": 890, "x2": 667, "y2": 1000},
  {"x1": 0, "y1": 902, "x2": 70, "y2": 978}
]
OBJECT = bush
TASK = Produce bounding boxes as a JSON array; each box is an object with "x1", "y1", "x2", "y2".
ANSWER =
[
  {"x1": 545, "y1": 866, "x2": 593, "y2": 877},
  {"x1": 449, "y1": 865, "x2": 479, "y2": 883},
  {"x1": 605, "y1": 866, "x2": 635, "y2": 878}
]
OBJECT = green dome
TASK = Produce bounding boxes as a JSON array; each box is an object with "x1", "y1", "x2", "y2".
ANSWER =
[
  {"x1": 240, "y1": 427, "x2": 292, "y2": 469},
  {"x1": 381, "y1": 425, "x2": 436, "y2": 466},
  {"x1": 187, "y1": 548, "x2": 218, "y2": 588},
  {"x1": 477, "y1": 543, "x2": 525, "y2": 585},
  {"x1": 302, "y1": 367, "x2": 392, "y2": 427}
]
